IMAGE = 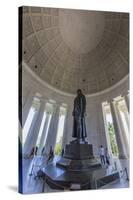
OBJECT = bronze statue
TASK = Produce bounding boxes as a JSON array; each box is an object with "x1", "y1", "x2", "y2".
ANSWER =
[{"x1": 72, "y1": 89, "x2": 87, "y2": 143}]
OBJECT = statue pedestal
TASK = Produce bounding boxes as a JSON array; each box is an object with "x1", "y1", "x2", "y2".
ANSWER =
[
  {"x1": 57, "y1": 143, "x2": 101, "y2": 170},
  {"x1": 42, "y1": 142, "x2": 120, "y2": 190},
  {"x1": 63, "y1": 143, "x2": 94, "y2": 159}
]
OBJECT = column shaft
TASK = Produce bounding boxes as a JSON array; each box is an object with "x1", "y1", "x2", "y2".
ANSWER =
[
  {"x1": 110, "y1": 102, "x2": 127, "y2": 159},
  {"x1": 115, "y1": 104, "x2": 129, "y2": 158},
  {"x1": 22, "y1": 90, "x2": 35, "y2": 128},
  {"x1": 38, "y1": 112, "x2": 50, "y2": 155},
  {"x1": 102, "y1": 106, "x2": 113, "y2": 157},
  {"x1": 123, "y1": 110, "x2": 129, "y2": 131},
  {"x1": 45, "y1": 104, "x2": 60, "y2": 155},
  {"x1": 124, "y1": 95, "x2": 129, "y2": 112},
  {"x1": 23, "y1": 100, "x2": 46, "y2": 155},
  {"x1": 67, "y1": 105, "x2": 73, "y2": 144},
  {"x1": 62, "y1": 106, "x2": 72, "y2": 148}
]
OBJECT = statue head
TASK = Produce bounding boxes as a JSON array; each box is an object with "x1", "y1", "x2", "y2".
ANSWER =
[{"x1": 77, "y1": 89, "x2": 82, "y2": 95}]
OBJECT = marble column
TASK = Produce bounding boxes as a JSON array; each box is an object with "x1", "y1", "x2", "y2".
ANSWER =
[
  {"x1": 110, "y1": 101, "x2": 127, "y2": 159},
  {"x1": 23, "y1": 99, "x2": 46, "y2": 155},
  {"x1": 45, "y1": 104, "x2": 60, "y2": 155},
  {"x1": 38, "y1": 112, "x2": 50, "y2": 155},
  {"x1": 22, "y1": 90, "x2": 35, "y2": 128},
  {"x1": 63, "y1": 105, "x2": 73, "y2": 145},
  {"x1": 115, "y1": 103, "x2": 129, "y2": 158},
  {"x1": 97, "y1": 103, "x2": 108, "y2": 149},
  {"x1": 61, "y1": 106, "x2": 69, "y2": 149},
  {"x1": 119, "y1": 104, "x2": 129, "y2": 131},
  {"x1": 102, "y1": 104, "x2": 113, "y2": 158},
  {"x1": 124, "y1": 94, "x2": 129, "y2": 112},
  {"x1": 22, "y1": 87, "x2": 31, "y2": 109},
  {"x1": 123, "y1": 109, "x2": 129, "y2": 131}
]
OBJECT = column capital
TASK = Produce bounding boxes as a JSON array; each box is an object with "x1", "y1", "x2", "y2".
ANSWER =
[
  {"x1": 110, "y1": 99, "x2": 116, "y2": 106},
  {"x1": 52, "y1": 103, "x2": 61, "y2": 113},
  {"x1": 40, "y1": 96, "x2": 49, "y2": 104},
  {"x1": 121, "y1": 90, "x2": 129, "y2": 97},
  {"x1": 39, "y1": 98, "x2": 47, "y2": 106}
]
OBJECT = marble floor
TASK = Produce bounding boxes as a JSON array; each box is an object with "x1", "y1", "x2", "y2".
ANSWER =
[
  {"x1": 22, "y1": 155, "x2": 61, "y2": 194},
  {"x1": 21, "y1": 155, "x2": 129, "y2": 194}
]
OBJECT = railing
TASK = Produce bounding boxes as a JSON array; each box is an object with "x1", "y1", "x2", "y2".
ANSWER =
[
  {"x1": 28, "y1": 155, "x2": 54, "y2": 178},
  {"x1": 112, "y1": 161, "x2": 129, "y2": 181},
  {"x1": 95, "y1": 179, "x2": 110, "y2": 189},
  {"x1": 120, "y1": 167, "x2": 129, "y2": 181}
]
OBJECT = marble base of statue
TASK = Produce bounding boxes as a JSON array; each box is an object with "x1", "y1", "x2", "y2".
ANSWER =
[{"x1": 42, "y1": 140, "x2": 119, "y2": 190}]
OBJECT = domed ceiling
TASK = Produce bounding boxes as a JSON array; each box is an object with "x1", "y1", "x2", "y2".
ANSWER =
[{"x1": 22, "y1": 6, "x2": 129, "y2": 94}]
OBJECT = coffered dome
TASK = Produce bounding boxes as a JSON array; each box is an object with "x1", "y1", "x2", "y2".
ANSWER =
[
  {"x1": 22, "y1": 6, "x2": 129, "y2": 95},
  {"x1": 59, "y1": 10, "x2": 105, "y2": 54}
]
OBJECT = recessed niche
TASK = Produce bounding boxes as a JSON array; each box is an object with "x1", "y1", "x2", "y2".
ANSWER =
[
  {"x1": 82, "y1": 79, "x2": 86, "y2": 82},
  {"x1": 34, "y1": 65, "x2": 38, "y2": 69},
  {"x1": 24, "y1": 51, "x2": 26, "y2": 54}
]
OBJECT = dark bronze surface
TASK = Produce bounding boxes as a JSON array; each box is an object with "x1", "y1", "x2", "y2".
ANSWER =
[
  {"x1": 63, "y1": 143, "x2": 94, "y2": 159},
  {"x1": 72, "y1": 90, "x2": 87, "y2": 141}
]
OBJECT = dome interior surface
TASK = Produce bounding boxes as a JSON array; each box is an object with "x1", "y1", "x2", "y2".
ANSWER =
[{"x1": 22, "y1": 6, "x2": 129, "y2": 95}]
